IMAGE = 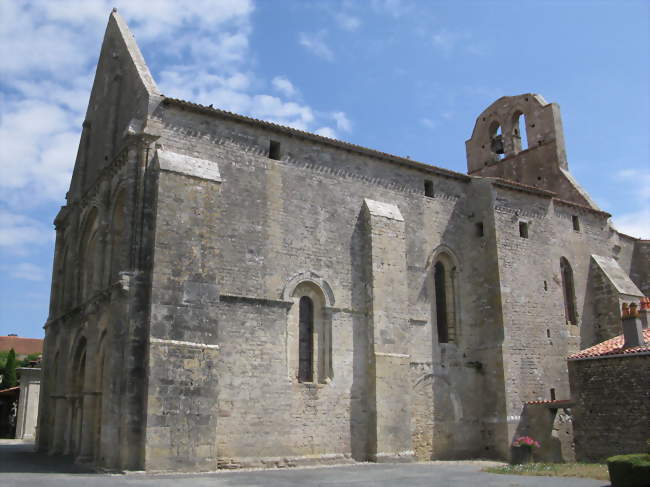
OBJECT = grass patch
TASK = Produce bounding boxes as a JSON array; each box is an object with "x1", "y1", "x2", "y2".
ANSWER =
[{"x1": 484, "y1": 462, "x2": 609, "y2": 481}]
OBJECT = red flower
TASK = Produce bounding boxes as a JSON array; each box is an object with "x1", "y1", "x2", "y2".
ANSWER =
[{"x1": 512, "y1": 436, "x2": 541, "y2": 448}]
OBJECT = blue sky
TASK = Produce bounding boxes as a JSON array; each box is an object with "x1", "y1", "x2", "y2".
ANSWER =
[{"x1": 1, "y1": 0, "x2": 648, "y2": 339}]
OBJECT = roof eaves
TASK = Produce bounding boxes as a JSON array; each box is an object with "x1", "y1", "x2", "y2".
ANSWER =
[
  {"x1": 568, "y1": 350, "x2": 650, "y2": 361},
  {"x1": 485, "y1": 177, "x2": 556, "y2": 198},
  {"x1": 161, "y1": 97, "x2": 471, "y2": 182},
  {"x1": 553, "y1": 197, "x2": 612, "y2": 218}
]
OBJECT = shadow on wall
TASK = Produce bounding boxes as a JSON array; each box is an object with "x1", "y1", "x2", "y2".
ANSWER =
[
  {"x1": 581, "y1": 263, "x2": 599, "y2": 350},
  {"x1": 349, "y1": 211, "x2": 370, "y2": 461},
  {"x1": 512, "y1": 404, "x2": 575, "y2": 463}
]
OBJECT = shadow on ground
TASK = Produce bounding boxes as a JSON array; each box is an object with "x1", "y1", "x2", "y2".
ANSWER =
[{"x1": 0, "y1": 441, "x2": 96, "y2": 474}]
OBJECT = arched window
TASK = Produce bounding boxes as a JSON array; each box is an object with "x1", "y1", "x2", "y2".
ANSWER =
[
  {"x1": 560, "y1": 257, "x2": 577, "y2": 325},
  {"x1": 512, "y1": 111, "x2": 528, "y2": 153},
  {"x1": 434, "y1": 262, "x2": 448, "y2": 343},
  {"x1": 109, "y1": 190, "x2": 128, "y2": 283},
  {"x1": 69, "y1": 337, "x2": 87, "y2": 457},
  {"x1": 432, "y1": 251, "x2": 458, "y2": 344},
  {"x1": 298, "y1": 296, "x2": 314, "y2": 382},
  {"x1": 79, "y1": 209, "x2": 99, "y2": 302},
  {"x1": 489, "y1": 121, "x2": 505, "y2": 160},
  {"x1": 95, "y1": 330, "x2": 107, "y2": 460},
  {"x1": 58, "y1": 248, "x2": 69, "y2": 313},
  {"x1": 287, "y1": 280, "x2": 332, "y2": 384}
]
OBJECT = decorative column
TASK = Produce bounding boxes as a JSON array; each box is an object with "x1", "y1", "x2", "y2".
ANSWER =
[
  {"x1": 51, "y1": 324, "x2": 70, "y2": 455},
  {"x1": 77, "y1": 306, "x2": 99, "y2": 463}
]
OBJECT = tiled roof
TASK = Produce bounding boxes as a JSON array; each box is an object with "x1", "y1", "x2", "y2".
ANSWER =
[
  {"x1": 161, "y1": 97, "x2": 471, "y2": 182},
  {"x1": 525, "y1": 399, "x2": 574, "y2": 406},
  {"x1": 568, "y1": 329, "x2": 650, "y2": 360},
  {"x1": 0, "y1": 336, "x2": 43, "y2": 356},
  {"x1": 552, "y1": 197, "x2": 612, "y2": 218}
]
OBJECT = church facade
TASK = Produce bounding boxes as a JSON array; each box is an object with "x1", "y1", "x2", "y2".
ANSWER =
[{"x1": 37, "y1": 11, "x2": 648, "y2": 471}]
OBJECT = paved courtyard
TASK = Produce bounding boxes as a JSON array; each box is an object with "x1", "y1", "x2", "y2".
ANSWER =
[{"x1": 0, "y1": 441, "x2": 609, "y2": 487}]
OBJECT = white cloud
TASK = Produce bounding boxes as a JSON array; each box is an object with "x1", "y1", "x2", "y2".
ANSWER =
[
  {"x1": 0, "y1": 0, "x2": 354, "y2": 275},
  {"x1": 299, "y1": 31, "x2": 334, "y2": 61},
  {"x1": 251, "y1": 95, "x2": 315, "y2": 130},
  {"x1": 420, "y1": 118, "x2": 437, "y2": 130},
  {"x1": 615, "y1": 169, "x2": 650, "y2": 203},
  {"x1": 332, "y1": 112, "x2": 352, "y2": 132},
  {"x1": 272, "y1": 76, "x2": 298, "y2": 98},
  {"x1": 609, "y1": 169, "x2": 650, "y2": 238},
  {"x1": 11, "y1": 263, "x2": 47, "y2": 282},
  {"x1": 0, "y1": 99, "x2": 78, "y2": 204},
  {"x1": 315, "y1": 127, "x2": 337, "y2": 139},
  {"x1": 371, "y1": 0, "x2": 412, "y2": 18},
  {"x1": 431, "y1": 29, "x2": 459, "y2": 55},
  {"x1": 611, "y1": 208, "x2": 650, "y2": 239},
  {"x1": 335, "y1": 13, "x2": 361, "y2": 31},
  {"x1": 0, "y1": 210, "x2": 53, "y2": 253}
]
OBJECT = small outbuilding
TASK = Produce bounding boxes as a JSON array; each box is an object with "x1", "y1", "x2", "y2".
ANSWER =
[{"x1": 568, "y1": 300, "x2": 650, "y2": 462}]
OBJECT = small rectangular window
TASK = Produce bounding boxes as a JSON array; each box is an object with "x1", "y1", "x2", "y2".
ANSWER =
[
  {"x1": 572, "y1": 215, "x2": 580, "y2": 232},
  {"x1": 424, "y1": 180, "x2": 434, "y2": 197},
  {"x1": 475, "y1": 222, "x2": 484, "y2": 237},
  {"x1": 550, "y1": 388, "x2": 556, "y2": 401},
  {"x1": 519, "y1": 221, "x2": 529, "y2": 238},
  {"x1": 269, "y1": 139, "x2": 281, "y2": 160}
]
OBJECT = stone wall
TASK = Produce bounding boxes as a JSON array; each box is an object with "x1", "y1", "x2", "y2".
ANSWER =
[
  {"x1": 516, "y1": 403, "x2": 575, "y2": 462},
  {"x1": 147, "y1": 99, "x2": 522, "y2": 464},
  {"x1": 569, "y1": 354, "x2": 650, "y2": 462}
]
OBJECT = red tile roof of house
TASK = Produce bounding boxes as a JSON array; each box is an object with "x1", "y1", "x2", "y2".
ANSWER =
[
  {"x1": 568, "y1": 329, "x2": 650, "y2": 360},
  {"x1": 0, "y1": 386, "x2": 20, "y2": 396},
  {"x1": 0, "y1": 336, "x2": 43, "y2": 356}
]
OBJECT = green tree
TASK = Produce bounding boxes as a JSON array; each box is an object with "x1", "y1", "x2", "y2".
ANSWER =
[
  {"x1": 1, "y1": 348, "x2": 18, "y2": 389},
  {"x1": 18, "y1": 353, "x2": 42, "y2": 368}
]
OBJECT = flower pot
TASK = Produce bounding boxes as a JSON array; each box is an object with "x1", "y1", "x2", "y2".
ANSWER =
[{"x1": 512, "y1": 445, "x2": 533, "y2": 464}]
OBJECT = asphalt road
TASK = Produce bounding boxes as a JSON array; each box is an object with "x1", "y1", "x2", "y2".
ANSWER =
[{"x1": 0, "y1": 441, "x2": 609, "y2": 487}]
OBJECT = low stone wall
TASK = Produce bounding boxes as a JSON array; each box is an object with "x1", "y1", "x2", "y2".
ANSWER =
[
  {"x1": 569, "y1": 354, "x2": 650, "y2": 462},
  {"x1": 516, "y1": 403, "x2": 575, "y2": 462}
]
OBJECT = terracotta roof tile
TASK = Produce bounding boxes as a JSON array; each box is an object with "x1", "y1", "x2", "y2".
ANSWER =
[
  {"x1": 0, "y1": 386, "x2": 20, "y2": 396},
  {"x1": 525, "y1": 399, "x2": 574, "y2": 405},
  {"x1": 568, "y1": 329, "x2": 650, "y2": 360},
  {"x1": 0, "y1": 336, "x2": 43, "y2": 356}
]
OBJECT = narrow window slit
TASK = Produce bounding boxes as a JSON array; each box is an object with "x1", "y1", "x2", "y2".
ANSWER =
[
  {"x1": 269, "y1": 139, "x2": 281, "y2": 160},
  {"x1": 519, "y1": 221, "x2": 529, "y2": 238},
  {"x1": 298, "y1": 296, "x2": 314, "y2": 382},
  {"x1": 572, "y1": 215, "x2": 580, "y2": 232},
  {"x1": 561, "y1": 257, "x2": 578, "y2": 325},
  {"x1": 424, "y1": 180, "x2": 434, "y2": 197},
  {"x1": 434, "y1": 262, "x2": 448, "y2": 343}
]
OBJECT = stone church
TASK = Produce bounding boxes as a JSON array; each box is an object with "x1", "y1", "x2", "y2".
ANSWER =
[{"x1": 37, "y1": 11, "x2": 648, "y2": 471}]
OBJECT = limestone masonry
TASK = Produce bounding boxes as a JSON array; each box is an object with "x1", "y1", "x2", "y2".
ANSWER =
[{"x1": 37, "y1": 11, "x2": 649, "y2": 471}]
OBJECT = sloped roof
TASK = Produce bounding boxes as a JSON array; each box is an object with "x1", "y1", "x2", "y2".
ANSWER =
[
  {"x1": 161, "y1": 97, "x2": 471, "y2": 182},
  {"x1": 0, "y1": 336, "x2": 43, "y2": 356},
  {"x1": 525, "y1": 399, "x2": 574, "y2": 406},
  {"x1": 0, "y1": 386, "x2": 20, "y2": 397},
  {"x1": 591, "y1": 255, "x2": 644, "y2": 296},
  {"x1": 568, "y1": 329, "x2": 650, "y2": 360}
]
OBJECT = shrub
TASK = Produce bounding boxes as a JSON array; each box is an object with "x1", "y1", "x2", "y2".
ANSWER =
[
  {"x1": 0, "y1": 348, "x2": 17, "y2": 389},
  {"x1": 607, "y1": 453, "x2": 650, "y2": 487}
]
